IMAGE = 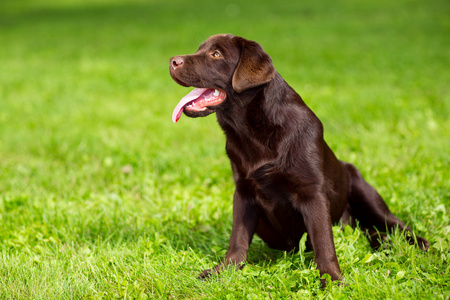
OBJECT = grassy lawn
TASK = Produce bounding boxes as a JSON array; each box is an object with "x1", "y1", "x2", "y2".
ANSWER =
[{"x1": 0, "y1": 0, "x2": 449, "y2": 298}]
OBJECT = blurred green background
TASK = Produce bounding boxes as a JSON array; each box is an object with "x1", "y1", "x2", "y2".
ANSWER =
[{"x1": 0, "y1": 0, "x2": 448, "y2": 298}]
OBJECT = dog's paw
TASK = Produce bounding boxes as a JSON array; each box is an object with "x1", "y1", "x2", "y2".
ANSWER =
[
  {"x1": 197, "y1": 268, "x2": 213, "y2": 280},
  {"x1": 416, "y1": 236, "x2": 430, "y2": 251},
  {"x1": 197, "y1": 259, "x2": 245, "y2": 280}
]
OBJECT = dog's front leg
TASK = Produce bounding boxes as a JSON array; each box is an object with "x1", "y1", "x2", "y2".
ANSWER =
[
  {"x1": 198, "y1": 188, "x2": 259, "y2": 279},
  {"x1": 299, "y1": 193, "x2": 342, "y2": 286}
]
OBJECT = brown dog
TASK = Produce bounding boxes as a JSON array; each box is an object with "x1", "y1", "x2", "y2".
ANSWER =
[{"x1": 169, "y1": 34, "x2": 429, "y2": 285}]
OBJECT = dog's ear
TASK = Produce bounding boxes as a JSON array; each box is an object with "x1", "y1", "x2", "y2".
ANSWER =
[{"x1": 232, "y1": 37, "x2": 275, "y2": 93}]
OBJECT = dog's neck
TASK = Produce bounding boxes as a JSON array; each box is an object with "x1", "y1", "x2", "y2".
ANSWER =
[
  {"x1": 215, "y1": 73, "x2": 314, "y2": 159},
  {"x1": 216, "y1": 73, "x2": 307, "y2": 132}
]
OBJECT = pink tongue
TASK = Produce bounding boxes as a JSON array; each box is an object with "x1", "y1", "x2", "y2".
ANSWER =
[{"x1": 172, "y1": 88, "x2": 209, "y2": 123}]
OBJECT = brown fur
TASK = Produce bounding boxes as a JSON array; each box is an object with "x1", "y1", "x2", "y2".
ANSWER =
[{"x1": 169, "y1": 34, "x2": 429, "y2": 286}]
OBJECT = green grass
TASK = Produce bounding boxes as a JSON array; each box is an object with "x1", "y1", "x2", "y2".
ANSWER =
[{"x1": 0, "y1": 0, "x2": 449, "y2": 298}]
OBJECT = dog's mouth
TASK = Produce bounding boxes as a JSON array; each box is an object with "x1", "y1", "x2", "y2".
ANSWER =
[{"x1": 172, "y1": 88, "x2": 226, "y2": 123}]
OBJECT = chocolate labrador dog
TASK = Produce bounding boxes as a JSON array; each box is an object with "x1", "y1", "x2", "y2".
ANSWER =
[{"x1": 169, "y1": 34, "x2": 429, "y2": 285}]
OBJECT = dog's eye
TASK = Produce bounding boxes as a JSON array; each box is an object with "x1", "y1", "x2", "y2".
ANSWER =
[{"x1": 212, "y1": 50, "x2": 222, "y2": 58}]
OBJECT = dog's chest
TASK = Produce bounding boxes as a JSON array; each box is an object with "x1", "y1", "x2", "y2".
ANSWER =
[{"x1": 225, "y1": 131, "x2": 279, "y2": 174}]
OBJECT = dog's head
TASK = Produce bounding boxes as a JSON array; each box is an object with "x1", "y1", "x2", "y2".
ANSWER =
[{"x1": 170, "y1": 34, "x2": 275, "y2": 122}]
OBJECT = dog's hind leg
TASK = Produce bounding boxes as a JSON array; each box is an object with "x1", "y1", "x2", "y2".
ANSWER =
[{"x1": 342, "y1": 162, "x2": 429, "y2": 251}]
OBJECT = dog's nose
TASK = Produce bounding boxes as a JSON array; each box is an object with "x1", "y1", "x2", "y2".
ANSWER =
[{"x1": 170, "y1": 56, "x2": 184, "y2": 69}]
